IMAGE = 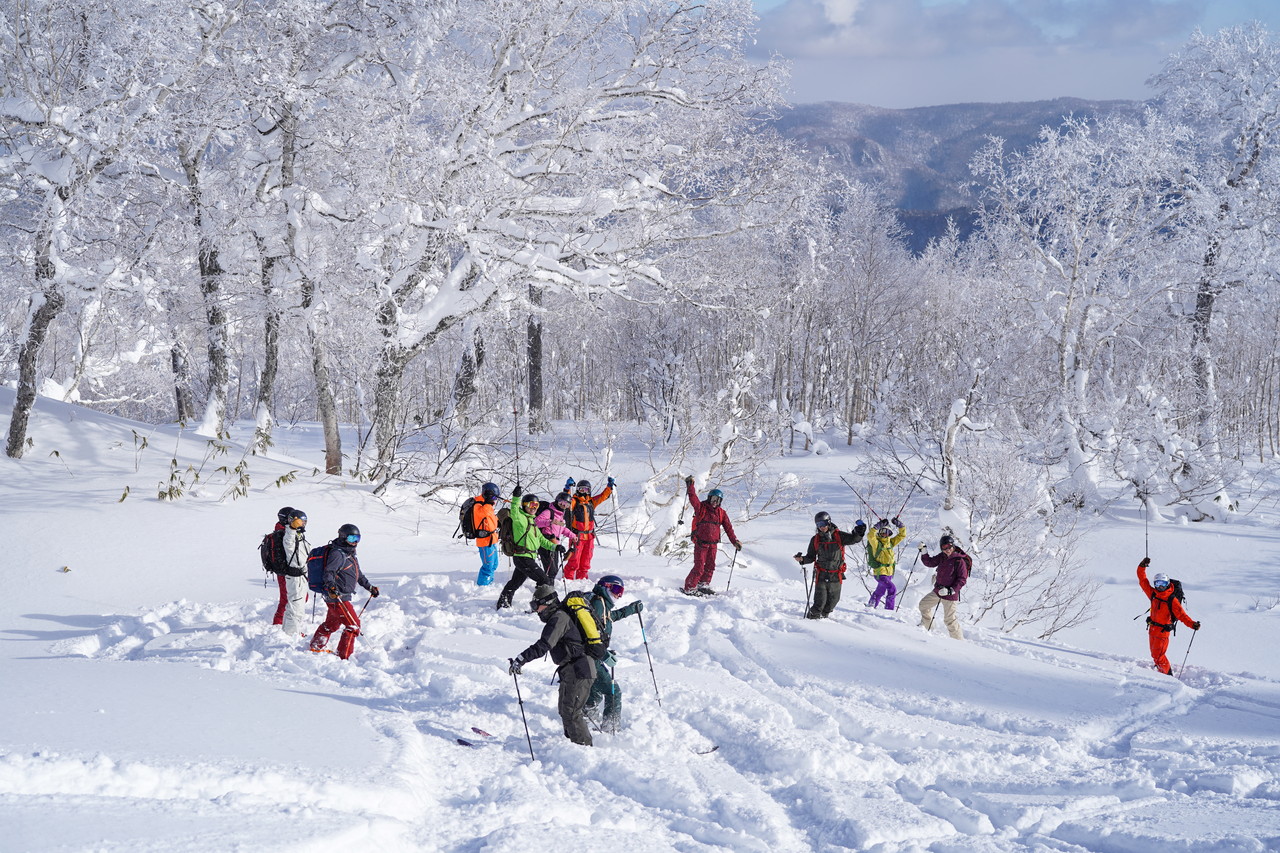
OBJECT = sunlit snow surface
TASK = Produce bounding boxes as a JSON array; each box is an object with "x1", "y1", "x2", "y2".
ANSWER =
[{"x1": 1, "y1": 388, "x2": 1277, "y2": 851}]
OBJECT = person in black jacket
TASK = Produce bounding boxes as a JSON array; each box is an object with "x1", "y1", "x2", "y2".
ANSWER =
[
  {"x1": 794, "y1": 512, "x2": 866, "y2": 618},
  {"x1": 309, "y1": 523, "x2": 380, "y2": 659},
  {"x1": 508, "y1": 585, "x2": 594, "y2": 746}
]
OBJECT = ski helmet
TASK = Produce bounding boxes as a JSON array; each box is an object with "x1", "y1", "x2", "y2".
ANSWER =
[
  {"x1": 554, "y1": 491, "x2": 572, "y2": 510},
  {"x1": 481, "y1": 482, "x2": 500, "y2": 500},
  {"x1": 875, "y1": 519, "x2": 892, "y2": 535},
  {"x1": 939, "y1": 534, "x2": 954, "y2": 548},
  {"x1": 814, "y1": 511, "x2": 833, "y2": 528},
  {"x1": 576, "y1": 480, "x2": 592, "y2": 494},
  {"x1": 1152, "y1": 573, "x2": 1170, "y2": 589},
  {"x1": 597, "y1": 575, "x2": 625, "y2": 599},
  {"x1": 521, "y1": 493, "x2": 540, "y2": 511},
  {"x1": 530, "y1": 584, "x2": 559, "y2": 610},
  {"x1": 287, "y1": 508, "x2": 308, "y2": 529},
  {"x1": 277, "y1": 506, "x2": 295, "y2": 525},
  {"x1": 338, "y1": 523, "x2": 361, "y2": 544},
  {"x1": 708, "y1": 488, "x2": 724, "y2": 502}
]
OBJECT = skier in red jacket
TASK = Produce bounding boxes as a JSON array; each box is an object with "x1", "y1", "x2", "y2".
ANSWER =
[
  {"x1": 681, "y1": 476, "x2": 741, "y2": 596},
  {"x1": 1137, "y1": 557, "x2": 1199, "y2": 675}
]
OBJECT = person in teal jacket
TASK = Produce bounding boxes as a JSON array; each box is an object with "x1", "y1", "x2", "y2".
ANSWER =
[
  {"x1": 866, "y1": 517, "x2": 906, "y2": 609},
  {"x1": 495, "y1": 486, "x2": 557, "y2": 610},
  {"x1": 584, "y1": 575, "x2": 643, "y2": 732}
]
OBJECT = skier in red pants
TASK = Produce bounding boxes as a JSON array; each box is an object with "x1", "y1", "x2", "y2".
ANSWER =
[
  {"x1": 310, "y1": 523, "x2": 380, "y2": 659},
  {"x1": 681, "y1": 476, "x2": 741, "y2": 596},
  {"x1": 1137, "y1": 557, "x2": 1199, "y2": 675}
]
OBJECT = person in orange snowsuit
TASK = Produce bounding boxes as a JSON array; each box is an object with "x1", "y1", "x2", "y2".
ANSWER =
[
  {"x1": 1136, "y1": 557, "x2": 1199, "y2": 675},
  {"x1": 561, "y1": 477, "x2": 614, "y2": 581}
]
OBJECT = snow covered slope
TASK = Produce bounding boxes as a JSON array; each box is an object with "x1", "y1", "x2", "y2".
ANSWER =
[{"x1": 2, "y1": 390, "x2": 1278, "y2": 851}]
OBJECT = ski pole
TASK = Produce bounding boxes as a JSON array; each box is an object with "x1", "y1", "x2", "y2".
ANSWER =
[
  {"x1": 724, "y1": 546, "x2": 740, "y2": 592},
  {"x1": 894, "y1": 473, "x2": 924, "y2": 520},
  {"x1": 512, "y1": 407, "x2": 521, "y2": 486},
  {"x1": 509, "y1": 664, "x2": 536, "y2": 761},
  {"x1": 1177, "y1": 629, "x2": 1198, "y2": 678},
  {"x1": 637, "y1": 611, "x2": 662, "y2": 707},
  {"x1": 796, "y1": 555, "x2": 812, "y2": 617},
  {"x1": 612, "y1": 488, "x2": 623, "y2": 555},
  {"x1": 839, "y1": 475, "x2": 882, "y2": 521},
  {"x1": 899, "y1": 549, "x2": 921, "y2": 616}
]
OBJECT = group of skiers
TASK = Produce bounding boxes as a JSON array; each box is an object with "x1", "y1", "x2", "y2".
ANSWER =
[
  {"x1": 261, "y1": 507, "x2": 379, "y2": 660},
  {"x1": 259, "y1": 473, "x2": 1205, "y2": 750}
]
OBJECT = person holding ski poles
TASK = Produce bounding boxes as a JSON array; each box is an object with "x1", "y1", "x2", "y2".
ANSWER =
[
  {"x1": 277, "y1": 508, "x2": 311, "y2": 636},
  {"x1": 866, "y1": 517, "x2": 906, "y2": 610},
  {"x1": 309, "y1": 524, "x2": 380, "y2": 659},
  {"x1": 562, "y1": 477, "x2": 614, "y2": 581},
  {"x1": 1137, "y1": 557, "x2": 1200, "y2": 675},
  {"x1": 794, "y1": 512, "x2": 866, "y2": 619},
  {"x1": 584, "y1": 574, "x2": 644, "y2": 732},
  {"x1": 508, "y1": 584, "x2": 595, "y2": 746},
  {"x1": 495, "y1": 487, "x2": 557, "y2": 610},
  {"x1": 535, "y1": 491, "x2": 577, "y2": 582},
  {"x1": 469, "y1": 482, "x2": 502, "y2": 586},
  {"x1": 682, "y1": 475, "x2": 741, "y2": 596},
  {"x1": 918, "y1": 535, "x2": 971, "y2": 640}
]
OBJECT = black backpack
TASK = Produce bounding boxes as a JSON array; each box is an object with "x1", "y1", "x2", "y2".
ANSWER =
[
  {"x1": 458, "y1": 497, "x2": 479, "y2": 540},
  {"x1": 496, "y1": 507, "x2": 516, "y2": 557},
  {"x1": 259, "y1": 529, "x2": 287, "y2": 574}
]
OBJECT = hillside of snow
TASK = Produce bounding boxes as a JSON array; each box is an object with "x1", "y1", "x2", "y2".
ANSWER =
[{"x1": 2, "y1": 389, "x2": 1279, "y2": 852}]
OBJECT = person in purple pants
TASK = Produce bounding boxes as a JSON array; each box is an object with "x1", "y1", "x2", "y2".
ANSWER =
[{"x1": 865, "y1": 517, "x2": 906, "y2": 609}]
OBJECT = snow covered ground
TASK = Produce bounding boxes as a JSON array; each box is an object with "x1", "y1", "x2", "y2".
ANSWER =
[{"x1": 2, "y1": 389, "x2": 1279, "y2": 852}]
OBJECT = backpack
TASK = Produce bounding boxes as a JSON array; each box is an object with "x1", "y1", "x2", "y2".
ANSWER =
[
  {"x1": 306, "y1": 545, "x2": 332, "y2": 593},
  {"x1": 1147, "y1": 577, "x2": 1186, "y2": 633},
  {"x1": 496, "y1": 507, "x2": 516, "y2": 557},
  {"x1": 562, "y1": 590, "x2": 609, "y2": 660},
  {"x1": 458, "y1": 497, "x2": 479, "y2": 540},
  {"x1": 259, "y1": 529, "x2": 286, "y2": 574}
]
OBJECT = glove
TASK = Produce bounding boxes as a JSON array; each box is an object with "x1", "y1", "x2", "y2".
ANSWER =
[
  {"x1": 565, "y1": 477, "x2": 575, "y2": 490},
  {"x1": 854, "y1": 521, "x2": 867, "y2": 534},
  {"x1": 369, "y1": 586, "x2": 380, "y2": 598},
  {"x1": 1139, "y1": 557, "x2": 1151, "y2": 568},
  {"x1": 556, "y1": 545, "x2": 567, "y2": 558},
  {"x1": 733, "y1": 540, "x2": 742, "y2": 551},
  {"x1": 512, "y1": 484, "x2": 522, "y2": 498},
  {"x1": 937, "y1": 587, "x2": 952, "y2": 596},
  {"x1": 1191, "y1": 621, "x2": 1201, "y2": 631},
  {"x1": 607, "y1": 476, "x2": 615, "y2": 488},
  {"x1": 685, "y1": 475, "x2": 695, "y2": 485},
  {"x1": 918, "y1": 543, "x2": 927, "y2": 552},
  {"x1": 794, "y1": 553, "x2": 804, "y2": 563},
  {"x1": 856, "y1": 519, "x2": 865, "y2": 527},
  {"x1": 633, "y1": 600, "x2": 644, "y2": 613},
  {"x1": 325, "y1": 585, "x2": 340, "y2": 599},
  {"x1": 892, "y1": 516, "x2": 903, "y2": 529},
  {"x1": 508, "y1": 657, "x2": 523, "y2": 676}
]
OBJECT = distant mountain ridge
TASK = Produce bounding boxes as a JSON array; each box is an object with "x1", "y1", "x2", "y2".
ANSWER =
[{"x1": 771, "y1": 97, "x2": 1147, "y2": 252}]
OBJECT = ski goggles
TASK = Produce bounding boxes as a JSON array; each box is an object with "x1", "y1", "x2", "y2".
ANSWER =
[
  {"x1": 1153, "y1": 579, "x2": 1170, "y2": 589},
  {"x1": 345, "y1": 533, "x2": 361, "y2": 544}
]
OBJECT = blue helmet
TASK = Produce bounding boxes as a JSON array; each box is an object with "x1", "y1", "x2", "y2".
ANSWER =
[
  {"x1": 708, "y1": 489, "x2": 723, "y2": 502},
  {"x1": 481, "y1": 482, "x2": 500, "y2": 500},
  {"x1": 597, "y1": 575, "x2": 624, "y2": 599}
]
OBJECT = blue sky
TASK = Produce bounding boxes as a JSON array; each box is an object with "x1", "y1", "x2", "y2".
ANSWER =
[{"x1": 750, "y1": 0, "x2": 1280, "y2": 107}]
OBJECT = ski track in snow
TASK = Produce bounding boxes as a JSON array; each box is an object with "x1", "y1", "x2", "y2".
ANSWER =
[{"x1": 20, "y1": 569, "x2": 1278, "y2": 852}]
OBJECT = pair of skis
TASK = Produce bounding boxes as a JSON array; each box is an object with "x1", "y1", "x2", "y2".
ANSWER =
[{"x1": 455, "y1": 725, "x2": 717, "y2": 754}]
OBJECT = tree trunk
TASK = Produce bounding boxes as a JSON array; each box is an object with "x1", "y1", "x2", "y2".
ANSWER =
[
  {"x1": 450, "y1": 324, "x2": 486, "y2": 419},
  {"x1": 179, "y1": 141, "x2": 229, "y2": 438},
  {"x1": 6, "y1": 287, "x2": 65, "y2": 458},
  {"x1": 170, "y1": 339, "x2": 197, "y2": 423},
  {"x1": 527, "y1": 282, "x2": 546, "y2": 434},
  {"x1": 253, "y1": 248, "x2": 280, "y2": 449}
]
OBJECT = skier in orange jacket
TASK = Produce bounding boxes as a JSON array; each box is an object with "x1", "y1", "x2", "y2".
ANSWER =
[{"x1": 1137, "y1": 557, "x2": 1199, "y2": 675}]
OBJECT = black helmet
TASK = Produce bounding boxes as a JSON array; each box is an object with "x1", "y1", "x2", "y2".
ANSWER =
[
  {"x1": 530, "y1": 584, "x2": 559, "y2": 611},
  {"x1": 520, "y1": 493, "x2": 540, "y2": 510},
  {"x1": 277, "y1": 506, "x2": 295, "y2": 524},
  {"x1": 939, "y1": 534, "x2": 954, "y2": 548},
  {"x1": 481, "y1": 482, "x2": 500, "y2": 500},
  {"x1": 338, "y1": 523, "x2": 361, "y2": 545},
  {"x1": 286, "y1": 508, "x2": 308, "y2": 529},
  {"x1": 576, "y1": 480, "x2": 592, "y2": 494},
  {"x1": 554, "y1": 492, "x2": 572, "y2": 510},
  {"x1": 814, "y1": 511, "x2": 832, "y2": 528}
]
